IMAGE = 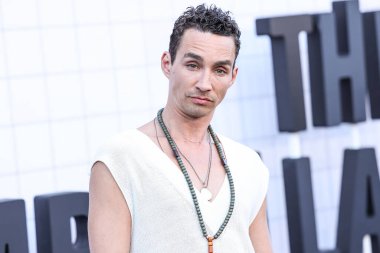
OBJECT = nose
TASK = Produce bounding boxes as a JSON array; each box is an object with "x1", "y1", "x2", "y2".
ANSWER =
[{"x1": 195, "y1": 70, "x2": 212, "y2": 92}]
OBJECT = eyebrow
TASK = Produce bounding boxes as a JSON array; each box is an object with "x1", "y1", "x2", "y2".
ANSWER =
[
  {"x1": 214, "y1": 60, "x2": 233, "y2": 67},
  {"x1": 184, "y1": 52, "x2": 203, "y2": 61},
  {"x1": 183, "y1": 52, "x2": 233, "y2": 67}
]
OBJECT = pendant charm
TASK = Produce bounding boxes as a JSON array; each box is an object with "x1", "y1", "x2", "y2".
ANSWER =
[
  {"x1": 208, "y1": 237, "x2": 214, "y2": 253},
  {"x1": 201, "y1": 188, "x2": 213, "y2": 201}
]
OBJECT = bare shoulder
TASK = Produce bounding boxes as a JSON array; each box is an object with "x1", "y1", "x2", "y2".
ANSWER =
[
  {"x1": 89, "y1": 161, "x2": 127, "y2": 212},
  {"x1": 88, "y1": 161, "x2": 132, "y2": 252},
  {"x1": 89, "y1": 161, "x2": 128, "y2": 215},
  {"x1": 90, "y1": 161, "x2": 117, "y2": 189}
]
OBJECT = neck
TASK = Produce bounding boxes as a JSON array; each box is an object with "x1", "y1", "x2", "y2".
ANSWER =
[{"x1": 161, "y1": 106, "x2": 213, "y2": 143}]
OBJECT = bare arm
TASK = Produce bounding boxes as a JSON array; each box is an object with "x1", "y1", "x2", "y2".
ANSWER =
[
  {"x1": 249, "y1": 198, "x2": 273, "y2": 253},
  {"x1": 88, "y1": 161, "x2": 132, "y2": 253}
]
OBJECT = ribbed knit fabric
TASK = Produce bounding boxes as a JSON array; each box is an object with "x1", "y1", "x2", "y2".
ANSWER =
[{"x1": 95, "y1": 129, "x2": 269, "y2": 253}]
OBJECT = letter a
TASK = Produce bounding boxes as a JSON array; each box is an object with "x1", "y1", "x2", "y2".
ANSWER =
[{"x1": 337, "y1": 148, "x2": 380, "y2": 253}]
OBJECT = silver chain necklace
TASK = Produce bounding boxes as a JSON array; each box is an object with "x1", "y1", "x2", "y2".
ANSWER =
[{"x1": 154, "y1": 118, "x2": 213, "y2": 200}]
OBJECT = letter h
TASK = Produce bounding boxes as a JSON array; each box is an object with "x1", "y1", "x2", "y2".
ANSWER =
[{"x1": 308, "y1": 1, "x2": 367, "y2": 126}]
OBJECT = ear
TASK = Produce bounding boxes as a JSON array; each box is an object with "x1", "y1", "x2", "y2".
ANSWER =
[
  {"x1": 229, "y1": 66, "x2": 239, "y2": 87},
  {"x1": 161, "y1": 51, "x2": 171, "y2": 78}
]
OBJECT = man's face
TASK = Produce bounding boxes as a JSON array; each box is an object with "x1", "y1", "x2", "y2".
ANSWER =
[{"x1": 161, "y1": 28, "x2": 238, "y2": 119}]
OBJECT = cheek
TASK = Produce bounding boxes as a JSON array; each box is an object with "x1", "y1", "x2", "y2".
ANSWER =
[
  {"x1": 174, "y1": 72, "x2": 199, "y2": 90},
  {"x1": 218, "y1": 89, "x2": 228, "y2": 99},
  {"x1": 213, "y1": 73, "x2": 233, "y2": 84},
  {"x1": 170, "y1": 72, "x2": 184, "y2": 90},
  {"x1": 182, "y1": 70, "x2": 199, "y2": 82},
  {"x1": 213, "y1": 78, "x2": 233, "y2": 97},
  {"x1": 213, "y1": 86, "x2": 228, "y2": 103}
]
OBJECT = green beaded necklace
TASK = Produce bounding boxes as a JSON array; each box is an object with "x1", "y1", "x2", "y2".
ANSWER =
[{"x1": 157, "y1": 108, "x2": 235, "y2": 252}]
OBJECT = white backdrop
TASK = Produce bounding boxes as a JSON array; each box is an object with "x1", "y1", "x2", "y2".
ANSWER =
[{"x1": 0, "y1": 0, "x2": 380, "y2": 252}]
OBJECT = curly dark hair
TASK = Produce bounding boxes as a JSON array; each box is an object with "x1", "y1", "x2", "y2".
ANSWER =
[{"x1": 169, "y1": 4, "x2": 241, "y2": 64}]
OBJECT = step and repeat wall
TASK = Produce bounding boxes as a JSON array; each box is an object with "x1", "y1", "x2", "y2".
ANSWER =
[{"x1": 0, "y1": 0, "x2": 380, "y2": 252}]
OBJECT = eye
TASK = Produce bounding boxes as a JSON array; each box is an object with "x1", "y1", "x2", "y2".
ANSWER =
[
  {"x1": 215, "y1": 68, "x2": 227, "y2": 75},
  {"x1": 186, "y1": 63, "x2": 199, "y2": 70}
]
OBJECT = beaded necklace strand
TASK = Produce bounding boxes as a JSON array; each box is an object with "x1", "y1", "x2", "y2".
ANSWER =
[{"x1": 157, "y1": 108, "x2": 235, "y2": 253}]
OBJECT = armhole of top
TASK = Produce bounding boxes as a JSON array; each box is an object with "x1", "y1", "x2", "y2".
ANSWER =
[{"x1": 249, "y1": 153, "x2": 270, "y2": 224}]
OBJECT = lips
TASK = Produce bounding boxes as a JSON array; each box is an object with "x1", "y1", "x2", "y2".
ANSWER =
[
  {"x1": 190, "y1": 96, "x2": 213, "y2": 105},
  {"x1": 190, "y1": 96, "x2": 212, "y2": 102}
]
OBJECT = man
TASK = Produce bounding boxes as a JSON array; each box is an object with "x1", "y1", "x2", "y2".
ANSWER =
[{"x1": 89, "y1": 4, "x2": 272, "y2": 253}]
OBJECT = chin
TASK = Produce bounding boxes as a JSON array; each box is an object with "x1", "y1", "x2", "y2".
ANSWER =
[{"x1": 183, "y1": 105, "x2": 213, "y2": 119}]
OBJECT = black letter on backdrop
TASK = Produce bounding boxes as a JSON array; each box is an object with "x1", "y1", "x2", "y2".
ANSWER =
[
  {"x1": 308, "y1": 1, "x2": 367, "y2": 126},
  {"x1": 0, "y1": 199, "x2": 29, "y2": 253},
  {"x1": 34, "y1": 192, "x2": 89, "y2": 253},
  {"x1": 337, "y1": 149, "x2": 380, "y2": 253},
  {"x1": 363, "y1": 11, "x2": 380, "y2": 119},
  {"x1": 283, "y1": 158, "x2": 338, "y2": 253},
  {"x1": 256, "y1": 15, "x2": 313, "y2": 132}
]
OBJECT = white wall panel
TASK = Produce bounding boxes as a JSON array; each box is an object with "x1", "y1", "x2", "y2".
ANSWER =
[{"x1": 0, "y1": 0, "x2": 379, "y2": 252}]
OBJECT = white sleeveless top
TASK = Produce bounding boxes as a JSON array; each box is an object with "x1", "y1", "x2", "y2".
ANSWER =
[{"x1": 95, "y1": 129, "x2": 269, "y2": 253}]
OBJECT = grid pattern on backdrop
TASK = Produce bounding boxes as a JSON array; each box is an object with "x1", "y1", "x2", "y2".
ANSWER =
[{"x1": 0, "y1": 0, "x2": 380, "y2": 252}]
